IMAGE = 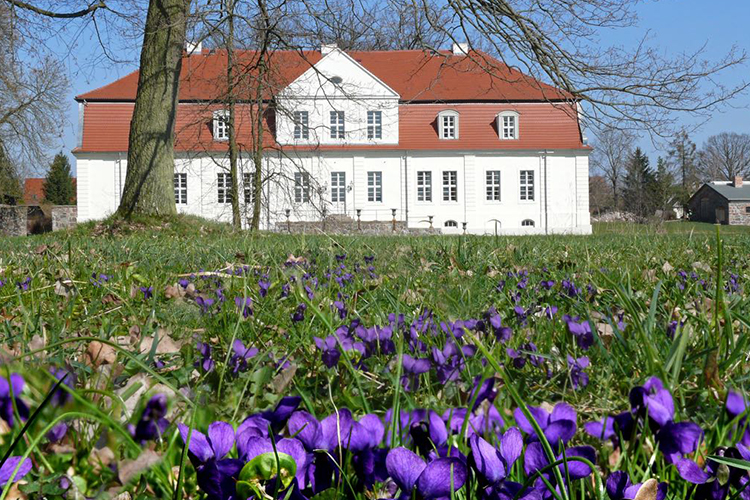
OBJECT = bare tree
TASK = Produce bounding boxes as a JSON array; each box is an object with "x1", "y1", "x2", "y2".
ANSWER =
[
  {"x1": 0, "y1": 2, "x2": 68, "y2": 173},
  {"x1": 590, "y1": 125, "x2": 635, "y2": 210},
  {"x1": 404, "y1": 0, "x2": 748, "y2": 137},
  {"x1": 667, "y1": 129, "x2": 698, "y2": 205},
  {"x1": 698, "y1": 132, "x2": 750, "y2": 181}
]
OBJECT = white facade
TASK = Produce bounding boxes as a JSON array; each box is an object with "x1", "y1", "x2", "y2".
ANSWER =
[{"x1": 74, "y1": 48, "x2": 592, "y2": 235}]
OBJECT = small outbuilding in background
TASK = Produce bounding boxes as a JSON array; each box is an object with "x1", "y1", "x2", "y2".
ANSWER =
[{"x1": 687, "y1": 176, "x2": 750, "y2": 225}]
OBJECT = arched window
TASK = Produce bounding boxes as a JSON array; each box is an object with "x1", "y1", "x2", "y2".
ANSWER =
[
  {"x1": 444, "y1": 220, "x2": 458, "y2": 228},
  {"x1": 497, "y1": 111, "x2": 519, "y2": 140},
  {"x1": 521, "y1": 219, "x2": 535, "y2": 227},
  {"x1": 437, "y1": 110, "x2": 459, "y2": 140}
]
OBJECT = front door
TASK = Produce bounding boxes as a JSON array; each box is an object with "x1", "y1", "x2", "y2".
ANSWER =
[
  {"x1": 716, "y1": 206, "x2": 727, "y2": 224},
  {"x1": 330, "y1": 171, "x2": 347, "y2": 215}
]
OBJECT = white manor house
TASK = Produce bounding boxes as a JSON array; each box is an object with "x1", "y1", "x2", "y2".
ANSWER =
[{"x1": 74, "y1": 43, "x2": 592, "y2": 234}]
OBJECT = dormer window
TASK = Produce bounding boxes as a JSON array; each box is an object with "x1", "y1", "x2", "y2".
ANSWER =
[
  {"x1": 498, "y1": 111, "x2": 519, "y2": 140},
  {"x1": 438, "y1": 110, "x2": 459, "y2": 140},
  {"x1": 213, "y1": 110, "x2": 229, "y2": 141}
]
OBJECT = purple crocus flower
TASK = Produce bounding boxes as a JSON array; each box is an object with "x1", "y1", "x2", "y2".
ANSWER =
[
  {"x1": 237, "y1": 435, "x2": 308, "y2": 488},
  {"x1": 196, "y1": 296, "x2": 215, "y2": 315},
  {"x1": 234, "y1": 297, "x2": 252, "y2": 318},
  {"x1": 313, "y1": 336, "x2": 341, "y2": 368},
  {"x1": 583, "y1": 412, "x2": 635, "y2": 445},
  {"x1": 469, "y1": 428, "x2": 523, "y2": 486},
  {"x1": 513, "y1": 402, "x2": 577, "y2": 448},
  {"x1": 0, "y1": 457, "x2": 32, "y2": 487},
  {"x1": 485, "y1": 308, "x2": 512, "y2": 342},
  {"x1": 606, "y1": 471, "x2": 667, "y2": 500},
  {"x1": 140, "y1": 286, "x2": 153, "y2": 299},
  {"x1": 401, "y1": 354, "x2": 431, "y2": 392},
  {"x1": 47, "y1": 422, "x2": 68, "y2": 443},
  {"x1": 258, "y1": 278, "x2": 270, "y2": 298},
  {"x1": 0, "y1": 373, "x2": 29, "y2": 427},
  {"x1": 196, "y1": 342, "x2": 215, "y2": 373},
  {"x1": 179, "y1": 422, "x2": 243, "y2": 500},
  {"x1": 726, "y1": 390, "x2": 750, "y2": 447},
  {"x1": 131, "y1": 394, "x2": 170, "y2": 443},
  {"x1": 385, "y1": 447, "x2": 468, "y2": 500},
  {"x1": 333, "y1": 300, "x2": 347, "y2": 320},
  {"x1": 291, "y1": 303, "x2": 306, "y2": 323},
  {"x1": 564, "y1": 315, "x2": 594, "y2": 350},
  {"x1": 524, "y1": 442, "x2": 595, "y2": 498},
  {"x1": 16, "y1": 277, "x2": 31, "y2": 291},
  {"x1": 49, "y1": 367, "x2": 75, "y2": 407},
  {"x1": 230, "y1": 339, "x2": 259, "y2": 373},
  {"x1": 567, "y1": 355, "x2": 589, "y2": 389}
]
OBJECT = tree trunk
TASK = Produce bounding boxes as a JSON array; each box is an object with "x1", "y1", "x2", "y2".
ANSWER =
[
  {"x1": 226, "y1": 0, "x2": 241, "y2": 229},
  {"x1": 250, "y1": 0, "x2": 270, "y2": 231},
  {"x1": 117, "y1": 0, "x2": 190, "y2": 219}
]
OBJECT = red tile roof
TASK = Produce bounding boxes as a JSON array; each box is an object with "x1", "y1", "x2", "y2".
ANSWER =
[
  {"x1": 23, "y1": 178, "x2": 77, "y2": 205},
  {"x1": 75, "y1": 101, "x2": 585, "y2": 153},
  {"x1": 76, "y1": 49, "x2": 571, "y2": 103}
]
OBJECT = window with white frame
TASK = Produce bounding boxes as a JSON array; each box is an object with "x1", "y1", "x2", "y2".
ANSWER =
[
  {"x1": 367, "y1": 171, "x2": 382, "y2": 202},
  {"x1": 486, "y1": 171, "x2": 501, "y2": 201},
  {"x1": 213, "y1": 111, "x2": 229, "y2": 141},
  {"x1": 293, "y1": 111, "x2": 309, "y2": 139},
  {"x1": 331, "y1": 172, "x2": 346, "y2": 203},
  {"x1": 417, "y1": 171, "x2": 432, "y2": 202},
  {"x1": 217, "y1": 172, "x2": 232, "y2": 204},
  {"x1": 367, "y1": 111, "x2": 382, "y2": 140},
  {"x1": 294, "y1": 172, "x2": 310, "y2": 203},
  {"x1": 243, "y1": 173, "x2": 254, "y2": 204},
  {"x1": 438, "y1": 111, "x2": 459, "y2": 139},
  {"x1": 330, "y1": 111, "x2": 345, "y2": 139},
  {"x1": 522, "y1": 219, "x2": 535, "y2": 227},
  {"x1": 444, "y1": 220, "x2": 458, "y2": 228},
  {"x1": 520, "y1": 170, "x2": 535, "y2": 201},
  {"x1": 442, "y1": 170, "x2": 457, "y2": 202},
  {"x1": 174, "y1": 173, "x2": 187, "y2": 204},
  {"x1": 498, "y1": 111, "x2": 519, "y2": 140}
]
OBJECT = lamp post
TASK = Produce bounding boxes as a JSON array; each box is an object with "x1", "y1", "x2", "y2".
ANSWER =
[
  {"x1": 356, "y1": 209, "x2": 362, "y2": 231},
  {"x1": 322, "y1": 207, "x2": 327, "y2": 232},
  {"x1": 285, "y1": 209, "x2": 291, "y2": 233},
  {"x1": 391, "y1": 208, "x2": 397, "y2": 232},
  {"x1": 462, "y1": 222, "x2": 467, "y2": 234},
  {"x1": 428, "y1": 215, "x2": 434, "y2": 229}
]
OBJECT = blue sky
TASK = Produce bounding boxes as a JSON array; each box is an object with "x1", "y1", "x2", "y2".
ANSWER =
[{"x1": 53, "y1": 0, "x2": 749, "y2": 175}]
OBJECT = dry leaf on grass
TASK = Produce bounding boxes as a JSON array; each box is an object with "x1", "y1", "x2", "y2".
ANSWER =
[
  {"x1": 118, "y1": 449, "x2": 162, "y2": 484},
  {"x1": 86, "y1": 341, "x2": 117, "y2": 366}
]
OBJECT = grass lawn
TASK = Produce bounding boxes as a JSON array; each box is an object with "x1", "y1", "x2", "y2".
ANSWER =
[{"x1": 0, "y1": 215, "x2": 748, "y2": 499}]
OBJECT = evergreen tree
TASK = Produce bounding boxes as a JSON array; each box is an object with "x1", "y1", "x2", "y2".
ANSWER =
[
  {"x1": 623, "y1": 148, "x2": 656, "y2": 218},
  {"x1": 43, "y1": 153, "x2": 75, "y2": 205},
  {"x1": 652, "y1": 156, "x2": 677, "y2": 215},
  {"x1": 0, "y1": 142, "x2": 22, "y2": 205}
]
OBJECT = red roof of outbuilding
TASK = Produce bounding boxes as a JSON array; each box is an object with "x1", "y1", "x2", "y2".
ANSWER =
[
  {"x1": 23, "y1": 178, "x2": 77, "y2": 205},
  {"x1": 76, "y1": 49, "x2": 571, "y2": 103}
]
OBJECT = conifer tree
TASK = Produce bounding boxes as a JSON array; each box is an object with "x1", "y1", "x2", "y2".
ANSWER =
[
  {"x1": 43, "y1": 153, "x2": 75, "y2": 205},
  {"x1": 623, "y1": 148, "x2": 656, "y2": 218},
  {"x1": 651, "y1": 156, "x2": 677, "y2": 215}
]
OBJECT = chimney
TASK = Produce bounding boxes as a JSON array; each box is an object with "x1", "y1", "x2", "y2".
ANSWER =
[
  {"x1": 321, "y1": 43, "x2": 338, "y2": 55},
  {"x1": 452, "y1": 42, "x2": 469, "y2": 55},
  {"x1": 185, "y1": 41, "x2": 202, "y2": 56},
  {"x1": 735, "y1": 175, "x2": 743, "y2": 188}
]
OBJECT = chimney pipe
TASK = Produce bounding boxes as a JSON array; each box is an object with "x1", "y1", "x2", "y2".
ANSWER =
[
  {"x1": 452, "y1": 42, "x2": 469, "y2": 55},
  {"x1": 735, "y1": 175, "x2": 743, "y2": 188}
]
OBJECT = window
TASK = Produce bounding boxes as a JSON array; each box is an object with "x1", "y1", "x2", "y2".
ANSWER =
[
  {"x1": 367, "y1": 171, "x2": 382, "y2": 202},
  {"x1": 417, "y1": 171, "x2": 432, "y2": 202},
  {"x1": 522, "y1": 219, "x2": 535, "y2": 227},
  {"x1": 294, "y1": 172, "x2": 310, "y2": 203},
  {"x1": 174, "y1": 173, "x2": 187, "y2": 204},
  {"x1": 367, "y1": 111, "x2": 382, "y2": 139},
  {"x1": 243, "y1": 173, "x2": 254, "y2": 204},
  {"x1": 520, "y1": 170, "x2": 535, "y2": 201},
  {"x1": 438, "y1": 111, "x2": 459, "y2": 139},
  {"x1": 444, "y1": 220, "x2": 458, "y2": 228},
  {"x1": 442, "y1": 171, "x2": 457, "y2": 202},
  {"x1": 498, "y1": 111, "x2": 519, "y2": 140},
  {"x1": 293, "y1": 111, "x2": 309, "y2": 139},
  {"x1": 486, "y1": 171, "x2": 501, "y2": 201},
  {"x1": 330, "y1": 111, "x2": 345, "y2": 139},
  {"x1": 331, "y1": 172, "x2": 346, "y2": 203},
  {"x1": 217, "y1": 173, "x2": 232, "y2": 204},
  {"x1": 746, "y1": 206, "x2": 750, "y2": 214},
  {"x1": 213, "y1": 111, "x2": 229, "y2": 141}
]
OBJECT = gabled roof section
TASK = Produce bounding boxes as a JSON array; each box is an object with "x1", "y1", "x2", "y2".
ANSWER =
[
  {"x1": 700, "y1": 182, "x2": 750, "y2": 201},
  {"x1": 76, "y1": 48, "x2": 573, "y2": 103},
  {"x1": 281, "y1": 47, "x2": 400, "y2": 99}
]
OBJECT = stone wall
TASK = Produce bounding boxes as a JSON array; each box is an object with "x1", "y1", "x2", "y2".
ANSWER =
[
  {"x1": 0, "y1": 205, "x2": 28, "y2": 237},
  {"x1": 52, "y1": 206, "x2": 78, "y2": 231},
  {"x1": 728, "y1": 202, "x2": 750, "y2": 226},
  {"x1": 274, "y1": 216, "x2": 440, "y2": 235}
]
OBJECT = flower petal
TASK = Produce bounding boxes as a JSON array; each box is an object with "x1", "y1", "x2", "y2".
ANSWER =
[
  {"x1": 288, "y1": 411, "x2": 323, "y2": 451},
  {"x1": 514, "y1": 406, "x2": 549, "y2": 436},
  {"x1": 675, "y1": 458, "x2": 711, "y2": 484},
  {"x1": 416, "y1": 457, "x2": 467, "y2": 499},
  {"x1": 470, "y1": 435, "x2": 505, "y2": 484},
  {"x1": 207, "y1": 421, "x2": 235, "y2": 460},
  {"x1": 178, "y1": 424, "x2": 214, "y2": 463},
  {"x1": 561, "y1": 446, "x2": 595, "y2": 479},
  {"x1": 385, "y1": 447, "x2": 426, "y2": 492},
  {"x1": 544, "y1": 420, "x2": 576, "y2": 447},
  {"x1": 523, "y1": 442, "x2": 549, "y2": 476},
  {"x1": 500, "y1": 427, "x2": 524, "y2": 468},
  {"x1": 0, "y1": 457, "x2": 32, "y2": 487}
]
